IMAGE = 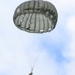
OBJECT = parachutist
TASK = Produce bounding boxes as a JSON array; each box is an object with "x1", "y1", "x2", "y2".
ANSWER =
[
  {"x1": 29, "y1": 72, "x2": 33, "y2": 75},
  {"x1": 29, "y1": 68, "x2": 33, "y2": 75}
]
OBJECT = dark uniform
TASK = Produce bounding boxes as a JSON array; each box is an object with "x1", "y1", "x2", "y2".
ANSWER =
[{"x1": 29, "y1": 72, "x2": 33, "y2": 75}]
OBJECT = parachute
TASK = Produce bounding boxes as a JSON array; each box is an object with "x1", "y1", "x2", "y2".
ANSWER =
[
  {"x1": 13, "y1": 0, "x2": 58, "y2": 74},
  {"x1": 13, "y1": 0, "x2": 58, "y2": 33}
]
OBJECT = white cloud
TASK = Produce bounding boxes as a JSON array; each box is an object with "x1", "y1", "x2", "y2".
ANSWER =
[
  {"x1": 64, "y1": 16, "x2": 75, "y2": 59},
  {"x1": 67, "y1": 16, "x2": 75, "y2": 35},
  {"x1": 51, "y1": 0, "x2": 75, "y2": 13},
  {"x1": 64, "y1": 60, "x2": 75, "y2": 75},
  {"x1": 33, "y1": 51, "x2": 59, "y2": 75},
  {"x1": 62, "y1": 16, "x2": 75, "y2": 75}
]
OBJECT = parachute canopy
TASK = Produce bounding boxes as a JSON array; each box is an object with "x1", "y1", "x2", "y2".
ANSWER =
[{"x1": 13, "y1": 0, "x2": 58, "y2": 33}]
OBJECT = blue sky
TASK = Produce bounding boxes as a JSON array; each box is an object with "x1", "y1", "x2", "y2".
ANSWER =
[{"x1": 0, "y1": 0, "x2": 75, "y2": 75}]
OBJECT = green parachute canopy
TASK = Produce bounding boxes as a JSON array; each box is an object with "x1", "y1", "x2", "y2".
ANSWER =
[{"x1": 13, "y1": 0, "x2": 58, "y2": 33}]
